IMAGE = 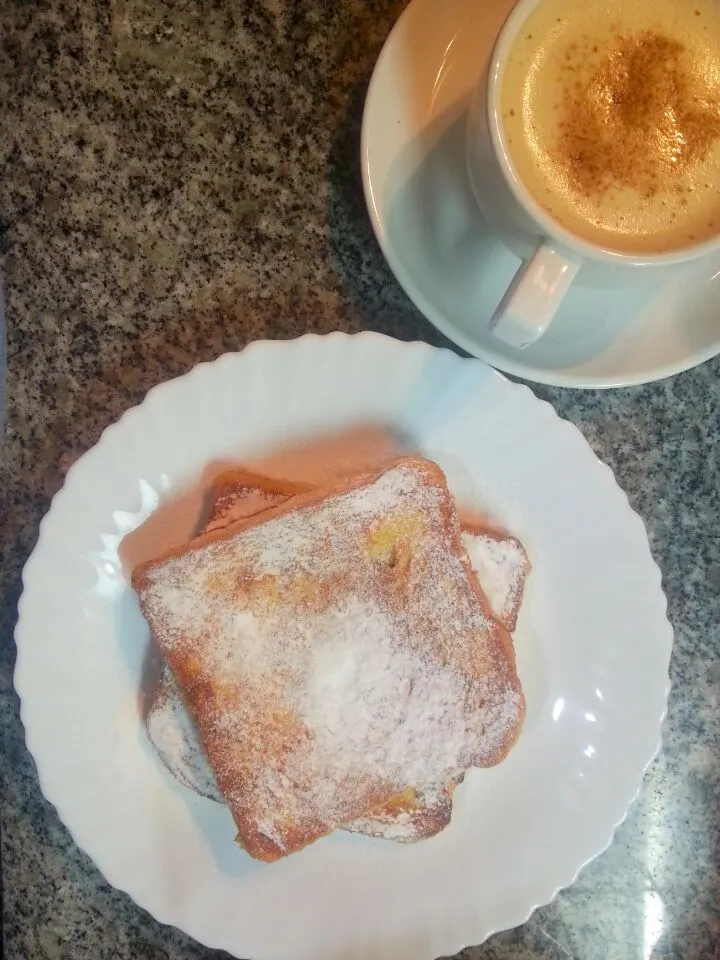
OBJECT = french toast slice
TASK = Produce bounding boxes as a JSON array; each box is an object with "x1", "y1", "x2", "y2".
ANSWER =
[
  {"x1": 134, "y1": 457, "x2": 525, "y2": 860},
  {"x1": 148, "y1": 469, "x2": 458, "y2": 838},
  {"x1": 146, "y1": 467, "x2": 531, "y2": 841}
]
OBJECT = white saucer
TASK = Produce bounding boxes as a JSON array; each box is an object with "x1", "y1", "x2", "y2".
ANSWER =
[{"x1": 361, "y1": 0, "x2": 720, "y2": 388}]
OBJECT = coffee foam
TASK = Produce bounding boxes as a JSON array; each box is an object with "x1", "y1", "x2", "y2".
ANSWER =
[{"x1": 501, "y1": 0, "x2": 720, "y2": 254}]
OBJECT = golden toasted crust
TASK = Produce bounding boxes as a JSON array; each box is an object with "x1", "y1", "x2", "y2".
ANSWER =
[{"x1": 134, "y1": 457, "x2": 525, "y2": 860}]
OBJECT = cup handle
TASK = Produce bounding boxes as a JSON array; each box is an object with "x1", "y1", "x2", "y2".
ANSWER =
[{"x1": 490, "y1": 245, "x2": 580, "y2": 349}]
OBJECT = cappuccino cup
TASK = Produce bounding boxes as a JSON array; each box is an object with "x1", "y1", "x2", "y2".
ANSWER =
[{"x1": 467, "y1": 0, "x2": 720, "y2": 348}]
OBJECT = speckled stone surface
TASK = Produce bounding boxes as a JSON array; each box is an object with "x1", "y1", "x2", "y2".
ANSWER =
[{"x1": 0, "y1": 0, "x2": 718, "y2": 958}]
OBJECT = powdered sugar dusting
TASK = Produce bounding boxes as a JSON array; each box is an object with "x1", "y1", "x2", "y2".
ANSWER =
[
  {"x1": 351, "y1": 811, "x2": 417, "y2": 842},
  {"x1": 206, "y1": 488, "x2": 286, "y2": 533},
  {"x1": 147, "y1": 654, "x2": 455, "y2": 841},
  {"x1": 462, "y1": 533, "x2": 529, "y2": 628},
  {"x1": 148, "y1": 534, "x2": 529, "y2": 840},
  {"x1": 146, "y1": 664, "x2": 223, "y2": 802},
  {"x1": 300, "y1": 598, "x2": 473, "y2": 790},
  {"x1": 147, "y1": 476, "x2": 461, "y2": 840},
  {"x1": 137, "y1": 460, "x2": 525, "y2": 856},
  {"x1": 348, "y1": 789, "x2": 450, "y2": 842},
  {"x1": 257, "y1": 818, "x2": 287, "y2": 852}
]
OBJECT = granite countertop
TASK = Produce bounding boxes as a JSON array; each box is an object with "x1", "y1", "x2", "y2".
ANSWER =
[{"x1": 0, "y1": 0, "x2": 718, "y2": 958}]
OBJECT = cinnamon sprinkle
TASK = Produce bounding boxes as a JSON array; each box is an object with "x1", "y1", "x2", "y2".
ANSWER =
[{"x1": 557, "y1": 30, "x2": 720, "y2": 198}]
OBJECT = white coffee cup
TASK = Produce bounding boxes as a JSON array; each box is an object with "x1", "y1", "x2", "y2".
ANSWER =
[{"x1": 466, "y1": 0, "x2": 720, "y2": 349}]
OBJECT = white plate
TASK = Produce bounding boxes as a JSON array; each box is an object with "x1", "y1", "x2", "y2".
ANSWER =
[
  {"x1": 15, "y1": 334, "x2": 672, "y2": 960},
  {"x1": 361, "y1": 0, "x2": 720, "y2": 388}
]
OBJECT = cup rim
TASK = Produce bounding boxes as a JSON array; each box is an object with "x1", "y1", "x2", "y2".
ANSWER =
[{"x1": 485, "y1": 0, "x2": 720, "y2": 267}]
